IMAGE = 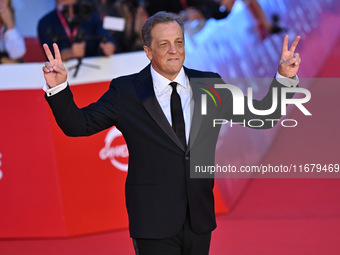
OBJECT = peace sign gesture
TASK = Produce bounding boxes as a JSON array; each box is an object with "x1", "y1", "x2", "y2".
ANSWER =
[
  {"x1": 278, "y1": 35, "x2": 301, "y2": 78},
  {"x1": 42, "y1": 43, "x2": 67, "y2": 88}
]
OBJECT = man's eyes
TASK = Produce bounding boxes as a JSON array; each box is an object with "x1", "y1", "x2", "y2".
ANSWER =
[{"x1": 158, "y1": 40, "x2": 184, "y2": 48}]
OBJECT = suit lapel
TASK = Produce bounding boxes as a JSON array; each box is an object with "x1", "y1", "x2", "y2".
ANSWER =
[
  {"x1": 133, "y1": 65, "x2": 209, "y2": 152},
  {"x1": 184, "y1": 67, "x2": 204, "y2": 151},
  {"x1": 134, "y1": 65, "x2": 186, "y2": 151}
]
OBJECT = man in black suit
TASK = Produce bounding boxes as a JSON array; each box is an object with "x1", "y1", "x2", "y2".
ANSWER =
[{"x1": 42, "y1": 11, "x2": 301, "y2": 255}]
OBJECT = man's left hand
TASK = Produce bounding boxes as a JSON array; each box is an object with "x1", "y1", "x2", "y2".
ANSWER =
[{"x1": 278, "y1": 35, "x2": 301, "y2": 78}]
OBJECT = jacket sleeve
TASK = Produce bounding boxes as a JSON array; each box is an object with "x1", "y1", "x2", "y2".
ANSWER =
[{"x1": 45, "y1": 80, "x2": 120, "y2": 137}]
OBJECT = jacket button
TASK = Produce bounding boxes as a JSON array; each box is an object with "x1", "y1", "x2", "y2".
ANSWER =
[{"x1": 185, "y1": 156, "x2": 190, "y2": 160}]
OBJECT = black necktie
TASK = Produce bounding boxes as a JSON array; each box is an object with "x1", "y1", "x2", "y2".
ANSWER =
[{"x1": 169, "y1": 82, "x2": 187, "y2": 149}]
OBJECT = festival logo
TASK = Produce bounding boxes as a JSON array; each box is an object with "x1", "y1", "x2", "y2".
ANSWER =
[{"x1": 99, "y1": 127, "x2": 129, "y2": 172}]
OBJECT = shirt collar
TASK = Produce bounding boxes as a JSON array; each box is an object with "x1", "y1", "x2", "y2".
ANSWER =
[{"x1": 150, "y1": 65, "x2": 187, "y2": 94}]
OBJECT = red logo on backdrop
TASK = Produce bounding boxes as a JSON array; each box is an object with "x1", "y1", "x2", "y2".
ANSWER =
[{"x1": 99, "y1": 127, "x2": 129, "y2": 172}]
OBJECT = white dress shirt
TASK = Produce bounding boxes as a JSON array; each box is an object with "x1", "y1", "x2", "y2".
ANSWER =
[{"x1": 150, "y1": 66, "x2": 193, "y2": 144}]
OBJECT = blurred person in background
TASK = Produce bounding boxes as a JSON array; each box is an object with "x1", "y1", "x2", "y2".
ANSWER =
[
  {"x1": 142, "y1": 0, "x2": 231, "y2": 37},
  {"x1": 144, "y1": 0, "x2": 283, "y2": 38},
  {"x1": 0, "y1": 0, "x2": 26, "y2": 64},
  {"x1": 140, "y1": 0, "x2": 230, "y2": 37},
  {"x1": 38, "y1": 0, "x2": 117, "y2": 61},
  {"x1": 144, "y1": 0, "x2": 229, "y2": 21},
  {"x1": 221, "y1": 0, "x2": 284, "y2": 38},
  {"x1": 95, "y1": 0, "x2": 148, "y2": 52}
]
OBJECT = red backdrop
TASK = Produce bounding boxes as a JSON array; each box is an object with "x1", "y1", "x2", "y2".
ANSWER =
[{"x1": 0, "y1": 81, "x2": 227, "y2": 238}]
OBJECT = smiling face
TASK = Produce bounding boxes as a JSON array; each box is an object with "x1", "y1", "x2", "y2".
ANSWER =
[{"x1": 143, "y1": 21, "x2": 185, "y2": 81}]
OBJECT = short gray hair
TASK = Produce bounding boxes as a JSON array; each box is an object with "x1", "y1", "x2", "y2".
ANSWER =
[{"x1": 142, "y1": 11, "x2": 184, "y2": 48}]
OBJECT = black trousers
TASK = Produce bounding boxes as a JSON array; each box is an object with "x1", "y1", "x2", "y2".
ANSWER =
[{"x1": 133, "y1": 214, "x2": 212, "y2": 255}]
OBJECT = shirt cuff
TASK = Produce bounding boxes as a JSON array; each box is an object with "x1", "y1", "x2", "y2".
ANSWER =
[
  {"x1": 275, "y1": 72, "x2": 299, "y2": 87},
  {"x1": 4, "y1": 28, "x2": 20, "y2": 41},
  {"x1": 44, "y1": 81, "x2": 68, "y2": 97},
  {"x1": 4, "y1": 28, "x2": 26, "y2": 59}
]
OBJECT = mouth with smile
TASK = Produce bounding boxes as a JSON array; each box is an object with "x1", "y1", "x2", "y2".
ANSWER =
[{"x1": 167, "y1": 57, "x2": 180, "y2": 61}]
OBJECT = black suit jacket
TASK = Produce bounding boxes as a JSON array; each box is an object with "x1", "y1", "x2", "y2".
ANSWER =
[{"x1": 46, "y1": 64, "x2": 287, "y2": 239}]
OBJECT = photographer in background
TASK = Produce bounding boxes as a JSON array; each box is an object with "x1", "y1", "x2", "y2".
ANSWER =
[
  {"x1": 38, "y1": 0, "x2": 116, "y2": 61},
  {"x1": 95, "y1": 0, "x2": 148, "y2": 53},
  {"x1": 0, "y1": 0, "x2": 26, "y2": 64}
]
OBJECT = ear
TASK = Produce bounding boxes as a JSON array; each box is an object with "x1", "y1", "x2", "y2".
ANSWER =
[{"x1": 143, "y1": 45, "x2": 153, "y2": 61}]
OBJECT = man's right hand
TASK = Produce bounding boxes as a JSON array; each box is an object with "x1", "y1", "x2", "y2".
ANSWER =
[{"x1": 42, "y1": 43, "x2": 67, "y2": 88}]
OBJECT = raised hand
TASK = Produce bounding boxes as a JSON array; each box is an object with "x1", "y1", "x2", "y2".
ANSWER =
[
  {"x1": 0, "y1": 0, "x2": 14, "y2": 29},
  {"x1": 278, "y1": 35, "x2": 301, "y2": 78},
  {"x1": 42, "y1": 43, "x2": 67, "y2": 88}
]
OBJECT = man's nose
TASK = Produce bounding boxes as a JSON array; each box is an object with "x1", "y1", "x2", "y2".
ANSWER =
[{"x1": 168, "y1": 43, "x2": 177, "y2": 53}]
